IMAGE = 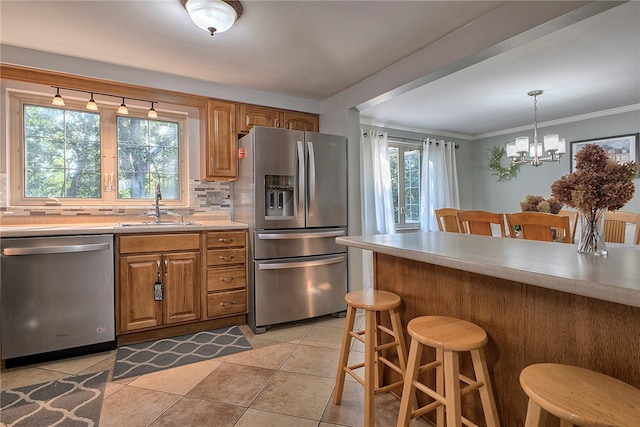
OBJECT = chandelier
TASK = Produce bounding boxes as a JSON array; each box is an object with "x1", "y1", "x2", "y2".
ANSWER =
[{"x1": 506, "y1": 90, "x2": 565, "y2": 167}]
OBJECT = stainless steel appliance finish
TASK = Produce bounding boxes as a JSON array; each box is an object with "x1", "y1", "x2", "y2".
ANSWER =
[
  {"x1": 234, "y1": 127, "x2": 348, "y2": 333},
  {"x1": 1, "y1": 234, "x2": 115, "y2": 365}
]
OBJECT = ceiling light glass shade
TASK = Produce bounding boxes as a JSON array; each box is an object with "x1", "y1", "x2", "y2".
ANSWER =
[
  {"x1": 505, "y1": 142, "x2": 517, "y2": 158},
  {"x1": 118, "y1": 98, "x2": 129, "y2": 115},
  {"x1": 86, "y1": 94, "x2": 98, "y2": 111},
  {"x1": 52, "y1": 88, "x2": 65, "y2": 106},
  {"x1": 557, "y1": 138, "x2": 566, "y2": 154},
  {"x1": 185, "y1": 0, "x2": 238, "y2": 35},
  {"x1": 529, "y1": 143, "x2": 543, "y2": 158},
  {"x1": 515, "y1": 136, "x2": 529, "y2": 153},
  {"x1": 543, "y1": 134, "x2": 559, "y2": 152},
  {"x1": 148, "y1": 102, "x2": 158, "y2": 119}
]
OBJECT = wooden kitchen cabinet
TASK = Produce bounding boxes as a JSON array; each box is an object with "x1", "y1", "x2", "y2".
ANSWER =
[
  {"x1": 118, "y1": 233, "x2": 201, "y2": 333},
  {"x1": 203, "y1": 99, "x2": 237, "y2": 181},
  {"x1": 237, "y1": 104, "x2": 319, "y2": 133},
  {"x1": 205, "y1": 230, "x2": 247, "y2": 319}
]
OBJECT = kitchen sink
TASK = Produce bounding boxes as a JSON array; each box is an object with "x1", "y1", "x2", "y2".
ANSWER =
[{"x1": 115, "y1": 221, "x2": 201, "y2": 227}]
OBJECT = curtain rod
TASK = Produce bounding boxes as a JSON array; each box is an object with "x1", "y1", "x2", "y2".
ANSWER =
[{"x1": 389, "y1": 135, "x2": 459, "y2": 149}]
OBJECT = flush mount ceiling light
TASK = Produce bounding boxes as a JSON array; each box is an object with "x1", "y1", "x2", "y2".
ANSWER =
[
  {"x1": 184, "y1": 0, "x2": 243, "y2": 36},
  {"x1": 506, "y1": 90, "x2": 565, "y2": 167}
]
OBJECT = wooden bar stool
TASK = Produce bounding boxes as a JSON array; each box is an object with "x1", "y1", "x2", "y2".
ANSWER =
[
  {"x1": 397, "y1": 316, "x2": 500, "y2": 427},
  {"x1": 333, "y1": 289, "x2": 408, "y2": 427},
  {"x1": 520, "y1": 363, "x2": 640, "y2": 426}
]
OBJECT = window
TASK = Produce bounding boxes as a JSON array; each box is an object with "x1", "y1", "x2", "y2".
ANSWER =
[
  {"x1": 388, "y1": 141, "x2": 422, "y2": 228},
  {"x1": 10, "y1": 91, "x2": 187, "y2": 206}
]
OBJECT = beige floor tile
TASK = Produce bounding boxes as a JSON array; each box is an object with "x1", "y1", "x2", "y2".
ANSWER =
[
  {"x1": 103, "y1": 381, "x2": 125, "y2": 398},
  {"x1": 35, "y1": 350, "x2": 116, "y2": 375},
  {"x1": 319, "y1": 423, "x2": 349, "y2": 427},
  {"x1": 187, "y1": 362, "x2": 274, "y2": 406},
  {"x1": 0, "y1": 366, "x2": 68, "y2": 391},
  {"x1": 279, "y1": 344, "x2": 340, "y2": 378},
  {"x1": 255, "y1": 323, "x2": 314, "y2": 344},
  {"x1": 149, "y1": 396, "x2": 246, "y2": 427},
  {"x1": 313, "y1": 315, "x2": 348, "y2": 329},
  {"x1": 301, "y1": 325, "x2": 344, "y2": 349},
  {"x1": 225, "y1": 339, "x2": 296, "y2": 370},
  {"x1": 78, "y1": 352, "x2": 117, "y2": 378},
  {"x1": 251, "y1": 370, "x2": 335, "y2": 420},
  {"x1": 99, "y1": 385, "x2": 180, "y2": 427},
  {"x1": 128, "y1": 358, "x2": 222, "y2": 395},
  {"x1": 235, "y1": 408, "x2": 319, "y2": 427}
]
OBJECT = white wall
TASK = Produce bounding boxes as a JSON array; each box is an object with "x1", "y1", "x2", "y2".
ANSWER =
[{"x1": 471, "y1": 110, "x2": 640, "y2": 214}]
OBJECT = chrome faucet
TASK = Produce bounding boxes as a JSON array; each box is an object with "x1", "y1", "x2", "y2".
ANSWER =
[{"x1": 154, "y1": 183, "x2": 162, "y2": 223}]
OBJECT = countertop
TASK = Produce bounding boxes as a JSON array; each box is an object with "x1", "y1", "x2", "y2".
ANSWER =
[
  {"x1": 0, "y1": 220, "x2": 248, "y2": 238},
  {"x1": 336, "y1": 232, "x2": 640, "y2": 308}
]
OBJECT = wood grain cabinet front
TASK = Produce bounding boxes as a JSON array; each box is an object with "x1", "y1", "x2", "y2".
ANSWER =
[
  {"x1": 237, "y1": 104, "x2": 319, "y2": 134},
  {"x1": 205, "y1": 230, "x2": 248, "y2": 319},
  {"x1": 118, "y1": 233, "x2": 201, "y2": 333},
  {"x1": 203, "y1": 99, "x2": 237, "y2": 181}
]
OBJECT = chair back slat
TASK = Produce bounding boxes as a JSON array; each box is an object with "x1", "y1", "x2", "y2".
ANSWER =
[
  {"x1": 457, "y1": 210, "x2": 506, "y2": 237},
  {"x1": 506, "y1": 212, "x2": 571, "y2": 243}
]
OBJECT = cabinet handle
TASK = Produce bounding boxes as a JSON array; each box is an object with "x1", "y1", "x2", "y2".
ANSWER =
[
  {"x1": 218, "y1": 237, "x2": 234, "y2": 243},
  {"x1": 164, "y1": 259, "x2": 168, "y2": 276},
  {"x1": 219, "y1": 255, "x2": 235, "y2": 261},
  {"x1": 218, "y1": 301, "x2": 236, "y2": 307},
  {"x1": 219, "y1": 277, "x2": 234, "y2": 283}
]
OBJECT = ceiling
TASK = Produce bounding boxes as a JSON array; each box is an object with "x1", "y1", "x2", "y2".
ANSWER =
[{"x1": 1, "y1": 1, "x2": 638, "y2": 139}]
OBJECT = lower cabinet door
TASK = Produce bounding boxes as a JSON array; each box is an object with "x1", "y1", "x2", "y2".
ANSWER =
[
  {"x1": 163, "y1": 252, "x2": 201, "y2": 325},
  {"x1": 119, "y1": 254, "x2": 163, "y2": 332}
]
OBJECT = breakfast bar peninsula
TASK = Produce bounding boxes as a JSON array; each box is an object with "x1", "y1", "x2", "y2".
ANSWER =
[{"x1": 337, "y1": 232, "x2": 640, "y2": 426}]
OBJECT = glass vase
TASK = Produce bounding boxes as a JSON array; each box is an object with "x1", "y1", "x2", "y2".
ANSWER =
[{"x1": 576, "y1": 207, "x2": 607, "y2": 255}]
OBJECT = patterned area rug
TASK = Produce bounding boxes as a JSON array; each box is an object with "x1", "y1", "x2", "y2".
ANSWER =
[
  {"x1": 0, "y1": 370, "x2": 108, "y2": 427},
  {"x1": 112, "y1": 325, "x2": 252, "y2": 381}
]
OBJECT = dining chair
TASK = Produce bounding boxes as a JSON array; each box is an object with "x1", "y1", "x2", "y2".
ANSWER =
[
  {"x1": 558, "y1": 209, "x2": 578, "y2": 243},
  {"x1": 434, "y1": 208, "x2": 463, "y2": 233},
  {"x1": 604, "y1": 210, "x2": 640, "y2": 245},
  {"x1": 457, "y1": 210, "x2": 506, "y2": 237},
  {"x1": 505, "y1": 212, "x2": 571, "y2": 243}
]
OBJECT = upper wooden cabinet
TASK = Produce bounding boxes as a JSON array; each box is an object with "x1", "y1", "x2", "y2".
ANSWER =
[
  {"x1": 203, "y1": 99, "x2": 237, "y2": 181},
  {"x1": 282, "y1": 111, "x2": 319, "y2": 132},
  {"x1": 237, "y1": 104, "x2": 319, "y2": 133}
]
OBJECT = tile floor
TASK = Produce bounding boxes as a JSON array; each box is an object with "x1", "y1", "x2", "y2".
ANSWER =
[{"x1": 1, "y1": 314, "x2": 430, "y2": 427}]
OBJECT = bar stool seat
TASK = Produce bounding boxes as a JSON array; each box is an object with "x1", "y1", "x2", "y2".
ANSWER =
[
  {"x1": 520, "y1": 363, "x2": 640, "y2": 427},
  {"x1": 397, "y1": 316, "x2": 500, "y2": 427},
  {"x1": 333, "y1": 289, "x2": 408, "y2": 427}
]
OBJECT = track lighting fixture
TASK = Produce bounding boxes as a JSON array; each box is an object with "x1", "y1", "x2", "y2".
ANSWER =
[
  {"x1": 86, "y1": 93, "x2": 98, "y2": 111},
  {"x1": 50, "y1": 86, "x2": 157, "y2": 116},
  {"x1": 117, "y1": 98, "x2": 129, "y2": 115},
  {"x1": 148, "y1": 102, "x2": 158, "y2": 119},
  {"x1": 52, "y1": 87, "x2": 65, "y2": 106}
]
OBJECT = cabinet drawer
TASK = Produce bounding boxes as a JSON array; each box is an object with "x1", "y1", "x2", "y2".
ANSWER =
[
  {"x1": 119, "y1": 233, "x2": 200, "y2": 254},
  {"x1": 207, "y1": 266, "x2": 246, "y2": 292},
  {"x1": 207, "y1": 248, "x2": 246, "y2": 266},
  {"x1": 206, "y1": 231, "x2": 246, "y2": 249},
  {"x1": 207, "y1": 290, "x2": 247, "y2": 318}
]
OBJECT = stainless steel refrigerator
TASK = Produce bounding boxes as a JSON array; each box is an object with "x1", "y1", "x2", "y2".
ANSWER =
[{"x1": 233, "y1": 126, "x2": 348, "y2": 333}]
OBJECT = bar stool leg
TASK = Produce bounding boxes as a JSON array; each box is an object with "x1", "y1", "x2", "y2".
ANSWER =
[
  {"x1": 444, "y1": 350, "x2": 462, "y2": 427},
  {"x1": 524, "y1": 399, "x2": 548, "y2": 427},
  {"x1": 471, "y1": 348, "x2": 500, "y2": 427},
  {"x1": 374, "y1": 311, "x2": 383, "y2": 390},
  {"x1": 364, "y1": 309, "x2": 376, "y2": 427},
  {"x1": 397, "y1": 337, "x2": 423, "y2": 427},
  {"x1": 333, "y1": 304, "x2": 356, "y2": 405},
  {"x1": 436, "y1": 348, "x2": 445, "y2": 427}
]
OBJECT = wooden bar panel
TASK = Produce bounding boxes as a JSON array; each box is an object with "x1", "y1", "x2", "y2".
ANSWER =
[{"x1": 374, "y1": 252, "x2": 640, "y2": 427}]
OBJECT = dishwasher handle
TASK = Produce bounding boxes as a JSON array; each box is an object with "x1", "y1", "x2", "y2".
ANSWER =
[{"x1": 2, "y1": 242, "x2": 111, "y2": 256}]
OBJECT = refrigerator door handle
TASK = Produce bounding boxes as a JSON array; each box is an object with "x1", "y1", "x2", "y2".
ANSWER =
[
  {"x1": 257, "y1": 230, "x2": 345, "y2": 240},
  {"x1": 296, "y1": 140, "x2": 305, "y2": 218},
  {"x1": 258, "y1": 255, "x2": 346, "y2": 270},
  {"x1": 307, "y1": 140, "x2": 316, "y2": 217}
]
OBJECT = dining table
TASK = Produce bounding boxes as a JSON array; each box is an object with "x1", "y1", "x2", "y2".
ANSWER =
[{"x1": 337, "y1": 231, "x2": 640, "y2": 426}]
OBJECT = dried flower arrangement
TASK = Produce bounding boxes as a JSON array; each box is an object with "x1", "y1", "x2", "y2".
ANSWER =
[
  {"x1": 550, "y1": 144, "x2": 636, "y2": 212},
  {"x1": 520, "y1": 194, "x2": 562, "y2": 214},
  {"x1": 550, "y1": 144, "x2": 637, "y2": 253}
]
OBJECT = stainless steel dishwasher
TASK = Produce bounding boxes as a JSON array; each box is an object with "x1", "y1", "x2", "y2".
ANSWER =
[{"x1": 1, "y1": 234, "x2": 116, "y2": 367}]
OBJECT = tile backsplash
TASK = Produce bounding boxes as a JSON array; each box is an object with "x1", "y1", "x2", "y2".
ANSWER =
[{"x1": 0, "y1": 176, "x2": 232, "y2": 218}]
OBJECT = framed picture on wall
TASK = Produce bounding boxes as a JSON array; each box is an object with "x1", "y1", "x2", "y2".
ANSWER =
[{"x1": 570, "y1": 133, "x2": 639, "y2": 173}]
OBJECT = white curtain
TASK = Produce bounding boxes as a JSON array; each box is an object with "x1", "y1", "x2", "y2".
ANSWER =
[
  {"x1": 360, "y1": 129, "x2": 395, "y2": 289},
  {"x1": 420, "y1": 139, "x2": 460, "y2": 232}
]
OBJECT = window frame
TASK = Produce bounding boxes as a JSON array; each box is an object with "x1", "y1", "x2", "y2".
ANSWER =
[
  {"x1": 388, "y1": 139, "x2": 422, "y2": 230},
  {"x1": 9, "y1": 90, "x2": 189, "y2": 207}
]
